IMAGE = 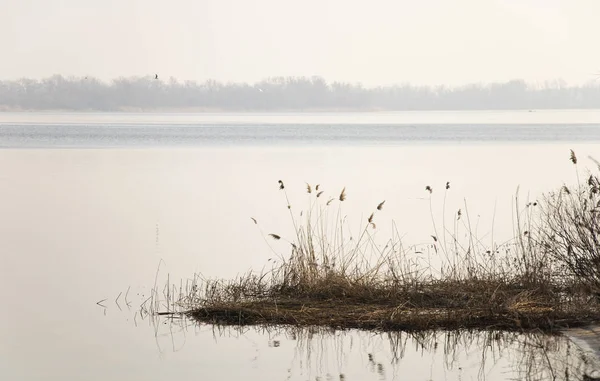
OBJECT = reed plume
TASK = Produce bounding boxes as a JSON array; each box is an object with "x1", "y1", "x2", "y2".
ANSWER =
[{"x1": 339, "y1": 187, "x2": 347, "y2": 201}]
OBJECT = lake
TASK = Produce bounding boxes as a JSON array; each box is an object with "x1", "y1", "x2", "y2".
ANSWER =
[{"x1": 1, "y1": 110, "x2": 600, "y2": 380}]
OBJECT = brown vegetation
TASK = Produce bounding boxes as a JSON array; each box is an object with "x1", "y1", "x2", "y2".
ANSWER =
[{"x1": 149, "y1": 151, "x2": 600, "y2": 332}]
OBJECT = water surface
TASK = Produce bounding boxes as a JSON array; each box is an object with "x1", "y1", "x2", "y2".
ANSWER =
[
  {"x1": 1, "y1": 110, "x2": 599, "y2": 380},
  {"x1": 2, "y1": 110, "x2": 600, "y2": 148}
]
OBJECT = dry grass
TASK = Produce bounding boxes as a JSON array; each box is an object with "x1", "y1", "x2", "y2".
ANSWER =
[
  {"x1": 182, "y1": 276, "x2": 600, "y2": 332},
  {"x1": 190, "y1": 303, "x2": 597, "y2": 332},
  {"x1": 148, "y1": 151, "x2": 600, "y2": 332}
]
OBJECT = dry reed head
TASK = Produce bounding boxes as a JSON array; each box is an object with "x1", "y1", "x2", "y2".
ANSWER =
[
  {"x1": 368, "y1": 212, "x2": 374, "y2": 223},
  {"x1": 426, "y1": 185, "x2": 432, "y2": 194},
  {"x1": 339, "y1": 187, "x2": 347, "y2": 201},
  {"x1": 278, "y1": 180, "x2": 285, "y2": 190},
  {"x1": 269, "y1": 234, "x2": 281, "y2": 240},
  {"x1": 317, "y1": 191, "x2": 324, "y2": 198},
  {"x1": 570, "y1": 150, "x2": 577, "y2": 164},
  {"x1": 306, "y1": 183, "x2": 312, "y2": 194},
  {"x1": 446, "y1": 182, "x2": 450, "y2": 190},
  {"x1": 251, "y1": 217, "x2": 258, "y2": 224},
  {"x1": 316, "y1": 184, "x2": 320, "y2": 191},
  {"x1": 377, "y1": 201, "x2": 385, "y2": 210},
  {"x1": 326, "y1": 198, "x2": 334, "y2": 206}
]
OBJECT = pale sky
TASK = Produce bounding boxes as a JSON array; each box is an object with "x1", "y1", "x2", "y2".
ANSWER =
[{"x1": 1, "y1": 0, "x2": 600, "y2": 86}]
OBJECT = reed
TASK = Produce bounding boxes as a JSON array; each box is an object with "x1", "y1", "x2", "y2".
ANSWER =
[{"x1": 148, "y1": 151, "x2": 600, "y2": 332}]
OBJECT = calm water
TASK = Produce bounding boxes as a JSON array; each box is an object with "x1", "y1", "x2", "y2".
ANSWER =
[
  {"x1": 3, "y1": 110, "x2": 600, "y2": 148},
  {"x1": 1, "y1": 110, "x2": 600, "y2": 380}
]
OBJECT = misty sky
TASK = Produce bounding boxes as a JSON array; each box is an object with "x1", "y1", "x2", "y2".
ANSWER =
[{"x1": 2, "y1": 0, "x2": 600, "y2": 86}]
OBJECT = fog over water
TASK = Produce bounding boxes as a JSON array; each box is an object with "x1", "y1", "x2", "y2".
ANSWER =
[{"x1": 4, "y1": 0, "x2": 600, "y2": 379}]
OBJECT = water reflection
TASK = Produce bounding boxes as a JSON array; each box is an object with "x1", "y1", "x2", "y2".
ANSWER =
[{"x1": 137, "y1": 311, "x2": 600, "y2": 381}]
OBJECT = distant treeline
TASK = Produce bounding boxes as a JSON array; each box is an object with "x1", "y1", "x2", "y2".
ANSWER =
[{"x1": 1, "y1": 75, "x2": 600, "y2": 111}]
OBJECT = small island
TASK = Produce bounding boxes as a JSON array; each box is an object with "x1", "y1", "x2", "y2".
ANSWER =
[{"x1": 150, "y1": 150, "x2": 600, "y2": 333}]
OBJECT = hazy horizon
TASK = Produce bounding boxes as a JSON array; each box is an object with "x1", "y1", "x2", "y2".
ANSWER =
[
  {"x1": 0, "y1": 73, "x2": 597, "y2": 88},
  {"x1": 2, "y1": 0, "x2": 600, "y2": 87},
  {"x1": 2, "y1": 75, "x2": 600, "y2": 111}
]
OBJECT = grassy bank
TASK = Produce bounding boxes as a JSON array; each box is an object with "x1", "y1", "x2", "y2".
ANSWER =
[{"x1": 150, "y1": 150, "x2": 600, "y2": 332}]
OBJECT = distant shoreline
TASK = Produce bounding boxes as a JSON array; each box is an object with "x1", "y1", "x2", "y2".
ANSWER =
[
  {"x1": 1, "y1": 107, "x2": 599, "y2": 113},
  {"x1": 0, "y1": 106, "x2": 385, "y2": 113},
  {"x1": 2, "y1": 76, "x2": 599, "y2": 112}
]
